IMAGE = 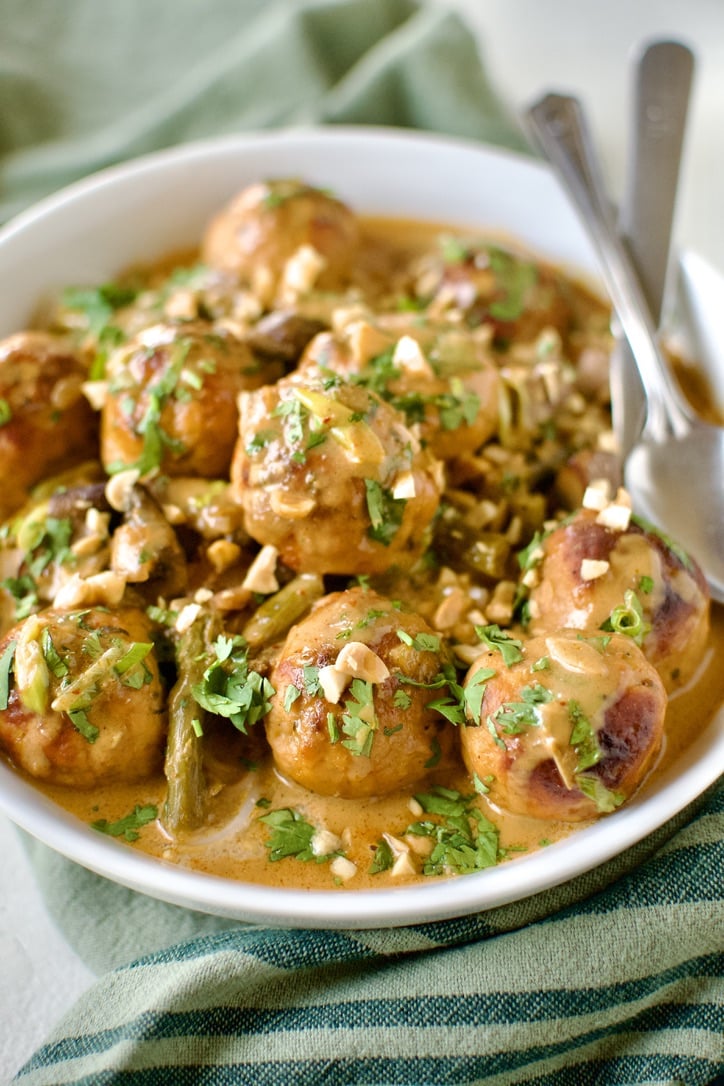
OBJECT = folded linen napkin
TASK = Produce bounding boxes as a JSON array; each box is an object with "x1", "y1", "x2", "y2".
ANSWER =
[{"x1": 3, "y1": 0, "x2": 723, "y2": 1082}]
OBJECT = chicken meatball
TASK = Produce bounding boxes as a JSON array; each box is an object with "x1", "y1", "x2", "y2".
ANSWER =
[
  {"x1": 265, "y1": 588, "x2": 458, "y2": 798},
  {"x1": 461, "y1": 629, "x2": 666, "y2": 821},
  {"x1": 0, "y1": 331, "x2": 97, "y2": 520},
  {"x1": 230, "y1": 372, "x2": 443, "y2": 575},
  {"x1": 413, "y1": 239, "x2": 572, "y2": 348},
  {"x1": 101, "y1": 320, "x2": 280, "y2": 478},
  {"x1": 525, "y1": 503, "x2": 710, "y2": 690},
  {"x1": 0, "y1": 465, "x2": 112, "y2": 630},
  {"x1": 299, "y1": 317, "x2": 500, "y2": 461},
  {"x1": 201, "y1": 179, "x2": 360, "y2": 306},
  {"x1": 0, "y1": 606, "x2": 166, "y2": 787}
]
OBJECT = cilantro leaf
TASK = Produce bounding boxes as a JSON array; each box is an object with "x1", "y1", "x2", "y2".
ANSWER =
[
  {"x1": 258, "y1": 807, "x2": 339, "y2": 863},
  {"x1": 474, "y1": 624, "x2": 524, "y2": 666},
  {"x1": 369, "y1": 836, "x2": 395, "y2": 874},
  {"x1": 192, "y1": 634, "x2": 275, "y2": 733},
  {"x1": 364, "y1": 479, "x2": 407, "y2": 546},
  {"x1": 92, "y1": 804, "x2": 157, "y2": 842},
  {"x1": 463, "y1": 666, "x2": 496, "y2": 722},
  {"x1": 406, "y1": 786, "x2": 502, "y2": 876},
  {"x1": 341, "y1": 678, "x2": 377, "y2": 757}
]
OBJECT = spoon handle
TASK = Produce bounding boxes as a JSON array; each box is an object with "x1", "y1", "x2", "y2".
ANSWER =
[
  {"x1": 620, "y1": 39, "x2": 694, "y2": 321},
  {"x1": 612, "y1": 39, "x2": 695, "y2": 455},
  {"x1": 525, "y1": 91, "x2": 694, "y2": 441}
]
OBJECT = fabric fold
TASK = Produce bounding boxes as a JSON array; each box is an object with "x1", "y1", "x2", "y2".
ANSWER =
[{"x1": 14, "y1": 783, "x2": 724, "y2": 1084}]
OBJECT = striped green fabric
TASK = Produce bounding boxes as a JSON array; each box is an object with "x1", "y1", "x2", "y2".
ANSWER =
[
  {"x1": 4, "y1": 1, "x2": 723, "y2": 1082},
  {"x1": 14, "y1": 783, "x2": 724, "y2": 1083}
]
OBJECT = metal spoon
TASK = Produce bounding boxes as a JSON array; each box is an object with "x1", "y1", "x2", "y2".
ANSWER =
[
  {"x1": 525, "y1": 92, "x2": 724, "y2": 602},
  {"x1": 612, "y1": 39, "x2": 694, "y2": 458}
]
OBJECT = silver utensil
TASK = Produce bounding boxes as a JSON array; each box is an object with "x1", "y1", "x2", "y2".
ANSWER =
[
  {"x1": 611, "y1": 39, "x2": 694, "y2": 459},
  {"x1": 526, "y1": 92, "x2": 724, "y2": 603}
]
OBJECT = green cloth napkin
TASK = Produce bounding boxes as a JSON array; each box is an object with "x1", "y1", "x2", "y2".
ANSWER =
[
  {"x1": 14, "y1": 784, "x2": 724, "y2": 1084},
  {"x1": 3, "y1": 0, "x2": 722, "y2": 1082}
]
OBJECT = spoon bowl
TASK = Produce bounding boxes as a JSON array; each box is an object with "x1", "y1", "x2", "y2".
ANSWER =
[{"x1": 526, "y1": 92, "x2": 724, "y2": 603}]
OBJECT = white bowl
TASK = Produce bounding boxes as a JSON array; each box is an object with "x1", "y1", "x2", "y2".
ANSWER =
[{"x1": 0, "y1": 126, "x2": 721, "y2": 928}]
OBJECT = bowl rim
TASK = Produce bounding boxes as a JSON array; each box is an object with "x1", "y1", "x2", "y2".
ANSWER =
[{"x1": 0, "y1": 123, "x2": 720, "y2": 928}]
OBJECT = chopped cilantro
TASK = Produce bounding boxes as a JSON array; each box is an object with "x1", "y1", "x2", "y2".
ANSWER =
[
  {"x1": 21, "y1": 517, "x2": 74, "y2": 579},
  {"x1": 488, "y1": 682, "x2": 553, "y2": 739},
  {"x1": 393, "y1": 688, "x2": 412, "y2": 710},
  {"x1": 327, "y1": 712, "x2": 339, "y2": 743},
  {"x1": 463, "y1": 667, "x2": 496, "y2": 722},
  {"x1": 406, "y1": 786, "x2": 501, "y2": 876},
  {"x1": 301, "y1": 665, "x2": 322, "y2": 697},
  {"x1": 396, "y1": 629, "x2": 440, "y2": 653},
  {"x1": 516, "y1": 529, "x2": 547, "y2": 573},
  {"x1": 369, "y1": 836, "x2": 395, "y2": 874},
  {"x1": 576, "y1": 774, "x2": 625, "y2": 813},
  {"x1": 341, "y1": 678, "x2": 377, "y2": 757},
  {"x1": 245, "y1": 429, "x2": 278, "y2": 455},
  {"x1": 425, "y1": 736, "x2": 442, "y2": 768},
  {"x1": 568, "y1": 700, "x2": 601, "y2": 772},
  {"x1": 41, "y1": 629, "x2": 68, "y2": 679},
  {"x1": 487, "y1": 246, "x2": 537, "y2": 321},
  {"x1": 474, "y1": 623, "x2": 524, "y2": 666},
  {"x1": 91, "y1": 804, "x2": 157, "y2": 842},
  {"x1": 284, "y1": 684, "x2": 301, "y2": 712},
  {"x1": 1, "y1": 575, "x2": 39, "y2": 620},
  {"x1": 113, "y1": 642, "x2": 153, "y2": 689},
  {"x1": 472, "y1": 772, "x2": 492, "y2": 795},
  {"x1": 191, "y1": 633, "x2": 275, "y2": 733},
  {"x1": 258, "y1": 807, "x2": 339, "y2": 863},
  {"x1": 364, "y1": 479, "x2": 407, "y2": 546},
  {"x1": 67, "y1": 704, "x2": 100, "y2": 744}
]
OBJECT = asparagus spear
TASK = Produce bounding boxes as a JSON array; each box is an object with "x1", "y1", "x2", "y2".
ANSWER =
[
  {"x1": 242, "y1": 573, "x2": 323, "y2": 648},
  {"x1": 162, "y1": 611, "x2": 219, "y2": 834}
]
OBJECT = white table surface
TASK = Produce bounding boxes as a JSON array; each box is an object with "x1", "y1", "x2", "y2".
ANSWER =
[{"x1": 2, "y1": 1, "x2": 724, "y2": 1079}]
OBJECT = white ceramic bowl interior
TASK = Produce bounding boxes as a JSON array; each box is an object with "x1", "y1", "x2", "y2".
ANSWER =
[{"x1": 0, "y1": 126, "x2": 721, "y2": 928}]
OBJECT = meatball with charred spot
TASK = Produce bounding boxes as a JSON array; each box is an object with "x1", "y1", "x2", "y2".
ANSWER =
[
  {"x1": 0, "y1": 606, "x2": 167, "y2": 788},
  {"x1": 525, "y1": 507, "x2": 710, "y2": 691},
  {"x1": 461, "y1": 629, "x2": 666, "y2": 822},
  {"x1": 201, "y1": 180, "x2": 360, "y2": 307},
  {"x1": 230, "y1": 372, "x2": 443, "y2": 576},
  {"x1": 0, "y1": 332, "x2": 98, "y2": 520},
  {"x1": 265, "y1": 588, "x2": 459, "y2": 798},
  {"x1": 101, "y1": 320, "x2": 282, "y2": 479}
]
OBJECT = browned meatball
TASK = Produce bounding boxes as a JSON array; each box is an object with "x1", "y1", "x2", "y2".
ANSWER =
[
  {"x1": 230, "y1": 372, "x2": 443, "y2": 575},
  {"x1": 461, "y1": 629, "x2": 666, "y2": 821},
  {"x1": 413, "y1": 240, "x2": 572, "y2": 347},
  {"x1": 201, "y1": 180, "x2": 360, "y2": 306},
  {"x1": 101, "y1": 320, "x2": 279, "y2": 478},
  {"x1": 0, "y1": 606, "x2": 166, "y2": 787},
  {"x1": 525, "y1": 506, "x2": 710, "y2": 691},
  {"x1": 0, "y1": 332, "x2": 97, "y2": 520},
  {"x1": 265, "y1": 588, "x2": 458, "y2": 798},
  {"x1": 299, "y1": 318, "x2": 500, "y2": 461}
]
